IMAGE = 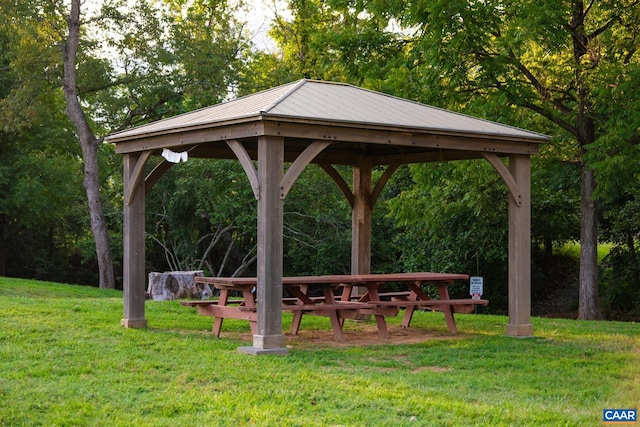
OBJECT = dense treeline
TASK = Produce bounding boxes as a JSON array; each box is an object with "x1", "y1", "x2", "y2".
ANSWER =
[{"x1": 0, "y1": 0, "x2": 638, "y2": 320}]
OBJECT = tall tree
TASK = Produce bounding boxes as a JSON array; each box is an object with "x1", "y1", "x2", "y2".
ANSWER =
[
  {"x1": 61, "y1": 0, "x2": 115, "y2": 288},
  {"x1": 260, "y1": 0, "x2": 640, "y2": 319},
  {"x1": 351, "y1": 0, "x2": 639, "y2": 319},
  {"x1": 1, "y1": 11, "x2": 90, "y2": 281},
  {"x1": 1, "y1": 0, "x2": 249, "y2": 288}
]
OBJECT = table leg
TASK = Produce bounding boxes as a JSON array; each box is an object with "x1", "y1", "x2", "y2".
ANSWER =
[
  {"x1": 242, "y1": 289, "x2": 257, "y2": 335},
  {"x1": 338, "y1": 284, "x2": 354, "y2": 327},
  {"x1": 401, "y1": 282, "x2": 433, "y2": 328},
  {"x1": 401, "y1": 289, "x2": 418, "y2": 328},
  {"x1": 287, "y1": 285, "x2": 310, "y2": 335},
  {"x1": 290, "y1": 311, "x2": 303, "y2": 335},
  {"x1": 441, "y1": 306, "x2": 457, "y2": 333},
  {"x1": 366, "y1": 286, "x2": 389, "y2": 339},
  {"x1": 212, "y1": 289, "x2": 229, "y2": 337},
  {"x1": 340, "y1": 284, "x2": 353, "y2": 301},
  {"x1": 327, "y1": 309, "x2": 345, "y2": 342},
  {"x1": 323, "y1": 287, "x2": 345, "y2": 342},
  {"x1": 438, "y1": 283, "x2": 457, "y2": 333}
]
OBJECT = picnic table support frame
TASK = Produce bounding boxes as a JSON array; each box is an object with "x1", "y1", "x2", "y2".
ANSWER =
[{"x1": 239, "y1": 135, "x2": 288, "y2": 355}]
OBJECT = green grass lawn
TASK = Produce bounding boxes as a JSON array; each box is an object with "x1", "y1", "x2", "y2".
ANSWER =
[
  {"x1": 1, "y1": 277, "x2": 638, "y2": 426},
  {"x1": 557, "y1": 241, "x2": 614, "y2": 263}
]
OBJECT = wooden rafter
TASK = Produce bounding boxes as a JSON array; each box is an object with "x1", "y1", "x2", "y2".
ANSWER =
[
  {"x1": 124, "y1": 150, "x2": 151, "y2": 206},
  {"x1": 280, "y1": 141, "x2": 331, "y2": 199},
  {"x1": 482, "y1": 153, "x2": 523, "y2": 207},
  {"x1": 371, "y1": 161, "x2": 401, "y2": 207},
  {"x1": 317, "y1": 160, "x2": 355, "y2": 208},
  {"x1": 227, "y1": 140, "x2": 260, "y2": 200}
]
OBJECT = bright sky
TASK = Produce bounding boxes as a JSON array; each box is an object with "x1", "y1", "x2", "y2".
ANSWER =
[
  {"x1": 83, "y1": 0, "x2": 289, "y2": 53},
  {"x1": 244, "y1": 0, "x2": 290, "y2": 52}
]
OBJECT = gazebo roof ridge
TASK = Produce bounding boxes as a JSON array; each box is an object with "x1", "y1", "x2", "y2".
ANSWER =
[{"x1": 257, "y1": 78, "x2": 308, "y2": 115}]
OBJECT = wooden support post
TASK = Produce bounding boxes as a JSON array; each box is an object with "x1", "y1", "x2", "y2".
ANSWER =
[
  {"x1": 122, "y1": 152, "x2": 147, "y2": 328},
  {"x1": 239, "y1": 136, "x2": 288, "y2": 355},
  {"x1": 351, "y1": 156, "x2": 373, "y2": 275},
  {"x1": 506, "y1": 154, "x2": 533, "y2": 337}
]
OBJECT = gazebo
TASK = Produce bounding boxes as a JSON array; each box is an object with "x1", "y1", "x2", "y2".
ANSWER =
[{"x1": 106, "y1": 79, "x2": 549, "y2": 354}]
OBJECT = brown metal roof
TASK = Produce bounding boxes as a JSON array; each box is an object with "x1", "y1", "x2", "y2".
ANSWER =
[{"x1": 106, "y1": 79, "x2": 549, "y2": 143}]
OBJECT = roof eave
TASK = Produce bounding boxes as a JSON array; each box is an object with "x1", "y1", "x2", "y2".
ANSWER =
[
  {"x1": 108, "y1": 113, "x2": 549, "y2": 158},
  {"x1": 258, "y1": 114, "x2": 551, "y2": 145},
  {"x1": 105, "y1": 114, "x2": 265, "y2": 144}
]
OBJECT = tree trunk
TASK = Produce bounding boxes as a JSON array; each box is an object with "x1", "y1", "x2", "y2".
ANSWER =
[
  {"x1": 147, "y1": 271, "x2": 210, "y2": 300},
  {"x1": 544, "y1": 238, "x2": 553, "y2": 257},
  {"x1": 572, "y1": 1, "x2": 601, "y2": 320},
  {"x1": 578, "y1": 161, "x2": 602, "y2": 319},
  {"x1": 61, "y1": 0, "x2": 115, "y2": 289},
  {"x1": 576, "y1": 121, "x2": 601, "y2": 320},
  {"x1": 81, "y1": 141, "x2": 116, "y2": 289}
]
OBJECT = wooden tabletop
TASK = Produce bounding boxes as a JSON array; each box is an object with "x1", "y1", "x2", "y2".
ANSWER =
[{"x1": 195, "y1": 272, "x2": 469, "y2": 286}]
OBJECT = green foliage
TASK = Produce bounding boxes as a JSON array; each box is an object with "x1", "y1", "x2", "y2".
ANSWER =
[
  {"x1": 1, "y1": 0, "x2": 638, "y2": 319},
  {"x1": 146, "y1": 159, "x2": 257, "y2": 275},
  {"x1": 586, "y1": 63, "x2": 640, "y2": 319},
  {"x1": 0, "y1": 0, "x2": 63, "y2": 132},
  {"x1": 387, "y1": 161, "x2": 510, "y2": 305},
  {"x1": 0, "y1": 0, "x2": 252, "y2": 284},
  {"x1": 259, "y1": 0, "x2": 640, "y2": 318},
  {"x1": 239, "y1": 50, "x2": 299, "y2": 95},
  {"x1": 241, "y1": 0, "x2": 405, "y2": 89},
  {"x1": 1, "y1": 278, "x2": 639, "y2": 426},
  {"x1": 0, "y1": 63, "x2": 89, "y2": 281},
  {"x1": 80, "y1": 0, "x2": 250, "y2": 131},
  {"x1": 531, "y1": 154, "x2": 581, "y2": 253},
  {"x1": 283, "y1": 165, "x2": 352, "y2": 275},
  {"x1": 145, "y1": 161, "x2": 387, "y2": 278},
  {"x1": 599, "y1": 245, "x2": 640, "y2": 320}
]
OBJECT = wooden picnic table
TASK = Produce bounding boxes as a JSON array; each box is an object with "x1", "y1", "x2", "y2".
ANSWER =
[
  {"x1": 181, "y1": 273, "x2": 488, "y2": 342},
  {"x1": 182, "y1": 276, "x2": 376, "y2": 342},
  {"x1": 338, "y1": 272, "x2": 488, "y2": 333}
]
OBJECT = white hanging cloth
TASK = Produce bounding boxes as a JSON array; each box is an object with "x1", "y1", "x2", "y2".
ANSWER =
[{"x1": 162, "y1": 148, "x2": 189, "y2": 163}]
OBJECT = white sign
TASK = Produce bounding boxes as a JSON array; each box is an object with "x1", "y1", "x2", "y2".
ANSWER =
[{"x1": 470, "y1": 276, "x2": 483, "y2": 299}]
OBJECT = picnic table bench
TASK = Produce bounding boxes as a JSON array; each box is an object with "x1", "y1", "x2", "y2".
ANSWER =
[{"x1": 181, "y1": 273, "x2": 488, "y2": 342}]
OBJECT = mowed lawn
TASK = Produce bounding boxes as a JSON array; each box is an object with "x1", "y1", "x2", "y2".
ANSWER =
[{"x1": 1, "y1": 278, "x2": 638, "y2": 426}]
